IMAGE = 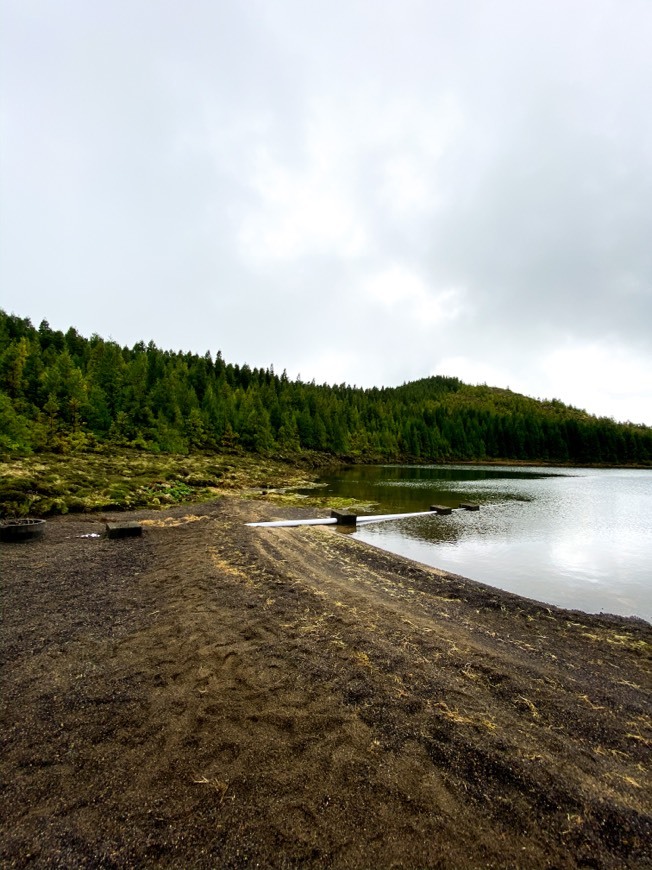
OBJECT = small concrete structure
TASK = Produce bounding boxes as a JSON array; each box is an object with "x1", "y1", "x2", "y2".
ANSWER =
[
  {"x1": 105, "y1": 521, "x2": 143, "y2": 539},
  {"x1": 430, "y1": 504, "x2": 453, "y2": 515},
  {"x1": 459, "y1": 502, "x2": 480, "y2": 511},
  {"x1": 330, "y1": 510, "x2": 358, "y2": 526}
]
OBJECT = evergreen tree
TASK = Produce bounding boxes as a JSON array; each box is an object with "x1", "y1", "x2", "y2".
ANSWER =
[{"x1": 1, "y1": 308, "x2": 650, "y2": 465}]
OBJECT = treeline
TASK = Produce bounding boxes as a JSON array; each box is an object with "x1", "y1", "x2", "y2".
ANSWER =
[{"x1": 1, "y1": 309, "x2": 651, "y2": 465}]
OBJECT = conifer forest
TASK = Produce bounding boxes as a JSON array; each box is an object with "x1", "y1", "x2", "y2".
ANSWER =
[{"x1": 1, "y1": 309, "x2": 651, "y2": 465}]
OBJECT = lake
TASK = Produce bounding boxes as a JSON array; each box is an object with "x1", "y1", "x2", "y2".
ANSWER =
[{"x1": 302, "y1": 465, "x2": 652, "y2": 622}]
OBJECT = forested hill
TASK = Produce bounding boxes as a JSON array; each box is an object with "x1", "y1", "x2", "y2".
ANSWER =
[{"x1": 1, "y1": 310, "x2": 651, "y2": 465}]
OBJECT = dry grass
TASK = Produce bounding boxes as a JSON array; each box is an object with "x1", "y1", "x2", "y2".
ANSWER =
[{"x1": 433, "y1": 701, "x2": 497, "y2": 731}]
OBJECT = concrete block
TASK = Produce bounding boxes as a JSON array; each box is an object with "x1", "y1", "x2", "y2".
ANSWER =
[
  {"x1": 106, "y1": 521, "x2": 143, "y2": 539},
  {"x1": 430, "y1": 504, "x2": 453, "y2": 515},
  {"x1": 330, "y1": 510, "x2": 358, "y2": 526}
]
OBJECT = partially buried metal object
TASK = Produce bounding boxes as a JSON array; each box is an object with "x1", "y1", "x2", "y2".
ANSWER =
[{"x1": 0, "y1": 518, "x2": 46, "y2": 543}]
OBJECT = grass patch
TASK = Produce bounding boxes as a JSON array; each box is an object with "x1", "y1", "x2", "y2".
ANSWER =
[{"x1": 0, "y1": 448, "x2": 330, "y2": 517}]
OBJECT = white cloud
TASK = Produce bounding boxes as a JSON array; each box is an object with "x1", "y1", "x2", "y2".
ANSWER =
[
  {"x1": 361, "y1": 266, "x2": 466, "y2": 330},
  {"x1": 237, "y1": 143, "x2": 368, "y2": 262}
]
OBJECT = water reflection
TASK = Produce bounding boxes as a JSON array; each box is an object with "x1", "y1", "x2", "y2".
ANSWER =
[{"x1": 301, "y1": 465, "x2": 652, "y2": 621}]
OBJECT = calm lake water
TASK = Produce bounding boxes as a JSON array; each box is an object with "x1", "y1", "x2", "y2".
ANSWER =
[{"x1": 303, "y1": 465, "x2": 652, "y2": 622}]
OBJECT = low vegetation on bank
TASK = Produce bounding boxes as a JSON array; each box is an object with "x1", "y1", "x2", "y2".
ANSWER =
[{"x1": 0, "y1": 448, "x2": 347, "y2": 518}]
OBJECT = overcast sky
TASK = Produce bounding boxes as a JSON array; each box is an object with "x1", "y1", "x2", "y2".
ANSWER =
[{"x1": 2, "y1": 1, "x2": 651, "y2": 424}]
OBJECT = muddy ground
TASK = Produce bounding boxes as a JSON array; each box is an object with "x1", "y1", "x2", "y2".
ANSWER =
[{"x1": 1, "y1": 498, "x2": 651, "y2": 869}]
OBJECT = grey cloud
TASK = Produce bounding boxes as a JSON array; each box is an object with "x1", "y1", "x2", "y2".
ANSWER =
[{"x1": 1, "y1": 0, "x2": 651, "y2": 422}]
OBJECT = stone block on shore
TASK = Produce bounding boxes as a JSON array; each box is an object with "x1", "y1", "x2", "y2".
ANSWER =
[
  {"x1": 105, "y1": 521, "x2": 143, "y2": 539},
  {"x1": 330, "y1": 510, "x2": 358, "y2": 526}
]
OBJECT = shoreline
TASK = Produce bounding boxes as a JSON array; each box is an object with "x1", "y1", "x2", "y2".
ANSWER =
[
  {"x1": 2, "y1": 496, "x2": 651, "y2": 868},
  {"x1": 348, "y1": 526, "x2": 652, "y2": 627},
  {"x1": 2, "y1": 449, "x2": 651, "y2": 522},
  {"x1": 351, "y1": 532, "x2": 651, "y2": 628},
  {"x1": 329, "y1": 457, "x2": 652, "y2": 471},
  {"x1": 439, "y1": 459, "x2": 652, "y2": 470}
]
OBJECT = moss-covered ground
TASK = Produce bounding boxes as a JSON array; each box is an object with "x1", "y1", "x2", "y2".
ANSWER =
[{"x1": 0, "y1": 449, "x2": 365, "y2": 517}]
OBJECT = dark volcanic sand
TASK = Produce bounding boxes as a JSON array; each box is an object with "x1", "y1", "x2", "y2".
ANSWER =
[{"x1": 1, "y1": 498, "x2": 651, "y2": 869}]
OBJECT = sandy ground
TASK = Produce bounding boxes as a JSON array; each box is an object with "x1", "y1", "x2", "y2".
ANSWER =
[{"x1": 1, "y1": 497, "x2": 651, "y2": 869}]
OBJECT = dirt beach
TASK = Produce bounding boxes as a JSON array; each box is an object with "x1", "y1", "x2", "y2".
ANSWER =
[{"x1": 1, "y1": 498, "x2": 651, "y2": 869}]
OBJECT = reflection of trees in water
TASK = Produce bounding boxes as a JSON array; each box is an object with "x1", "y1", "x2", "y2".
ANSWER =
[
  {"x1": 372, "y1": 465, "x2": 557, "y2": 483},
  {"x1": 314, "y1": 466, "x2": 543, "y2": 515},
  {"x1": 358, "y1": 514, "x2": 463, "y2": 547}
]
